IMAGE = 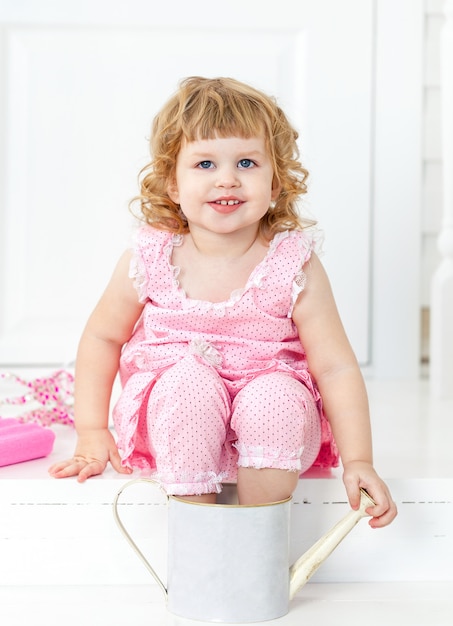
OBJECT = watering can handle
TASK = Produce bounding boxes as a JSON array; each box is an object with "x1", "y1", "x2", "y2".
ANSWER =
[
  {"x1": 289, "y1": 488, "x2": 376, "y2": 599},
  {"x1": 112, "y1": 477, "x2": 168, "y2": 598}
]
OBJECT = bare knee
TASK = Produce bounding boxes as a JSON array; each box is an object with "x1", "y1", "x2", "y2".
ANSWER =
[{"x1": 237, "y1": 467, "x2": 299, "y2": 505}]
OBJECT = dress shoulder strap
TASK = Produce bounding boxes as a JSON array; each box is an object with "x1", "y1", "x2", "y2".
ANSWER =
[{"x1": 129, "y1": 226, "x2": 173, "y2": 303}]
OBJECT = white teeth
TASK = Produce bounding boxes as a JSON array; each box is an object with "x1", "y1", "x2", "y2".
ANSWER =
[{"x1": 216, "y1": 200, "x2": 240, "y2": 206}]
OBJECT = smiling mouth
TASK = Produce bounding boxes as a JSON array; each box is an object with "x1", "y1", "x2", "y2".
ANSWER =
[
  {"x1": 214, "y1": 200, "x2": 241, "y2": 206},
  {"x1": 210, "y1": 198, "x2": 243, "y2": 214}
]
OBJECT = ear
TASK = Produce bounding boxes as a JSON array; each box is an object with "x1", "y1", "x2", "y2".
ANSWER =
[
  {"x1": 167, "y1": 179, "x2": 180, "y2": 204},
  {"x1": 271, "y1": 177, "x2": 281, "y2": 201}
]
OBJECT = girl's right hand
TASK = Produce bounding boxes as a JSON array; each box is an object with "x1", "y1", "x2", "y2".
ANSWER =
[{"x1": 48, "y1": 428, "x2": 132, "y2": 482}]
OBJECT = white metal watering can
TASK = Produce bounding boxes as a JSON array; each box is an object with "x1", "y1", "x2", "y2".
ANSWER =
[{"x1": 113, "y1": 479, "x2": 374, "y2": 623}]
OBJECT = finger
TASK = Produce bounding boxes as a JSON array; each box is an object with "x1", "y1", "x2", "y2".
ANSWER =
[
  {"x1": 108, "y1": 447, "x2": 132, "y2": 475},
  {"x1": 364, "y1": 485, "x2": 393, "y2": 514},
  {"x1": 49, "y1": 457, "x2": 85, "y2": 473},
  {"x1": 342, "y1": 478, "x2": 361, "y2": 510},
  {"x1": 76, "y1": 459, "x2": 106, "y2": 483},
  {"x1": 349, "y1": 488, "x2": 362, "y2": 511},
  {"x1": 364, "y1": 491, "x2": 397, "y2": 526},
  {"x1": 48, "y1": 460, "x2": 70, "y2": 475},
  {"x1": 369, "y1": 509, "x2": 396, "y2": 528},
  {"x1": 48, "y1": 459, "x2": 86, "y2": 478},
  {"x1": 368, "y1": 499, "x2": 398, "y2": 528}
]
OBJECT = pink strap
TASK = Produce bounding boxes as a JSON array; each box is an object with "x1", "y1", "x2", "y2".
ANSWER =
[{"x1": 0, "y1": 370, "x2": 74, "y2": 427}]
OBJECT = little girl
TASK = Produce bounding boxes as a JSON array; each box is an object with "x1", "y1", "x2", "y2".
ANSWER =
[{"x1": 50, "y1": 76, "x2": 396, "y2": 527}]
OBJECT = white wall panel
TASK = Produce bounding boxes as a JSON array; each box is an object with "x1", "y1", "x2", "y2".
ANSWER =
[{"x1": 0, "y1": 0, "x2": 423, "y2": 376}]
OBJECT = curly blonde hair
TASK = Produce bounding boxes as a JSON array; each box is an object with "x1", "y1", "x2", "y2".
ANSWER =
[{"x1": 132, "y1": 76, "x2": 313, "y2": 239}]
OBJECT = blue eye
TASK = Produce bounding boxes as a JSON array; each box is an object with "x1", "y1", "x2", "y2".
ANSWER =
[
  {"x1": 238, "y1": 159, "x2": 254, "y2": 169},
  {"x1": 198, "y1": 160, "x2": 213, "y2": 169}
]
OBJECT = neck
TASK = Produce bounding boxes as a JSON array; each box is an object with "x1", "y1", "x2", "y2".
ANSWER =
[{"x1": 188, "y1": 226, "x2": 262, "y2": 259}]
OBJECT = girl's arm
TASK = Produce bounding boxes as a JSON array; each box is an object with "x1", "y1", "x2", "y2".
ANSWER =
[
  {"x1": 49, "y1": 250, "x2": 145, "y2": 482},
  {"x1": 292, "y1": 252, "x2": 397, "y2": 528}
]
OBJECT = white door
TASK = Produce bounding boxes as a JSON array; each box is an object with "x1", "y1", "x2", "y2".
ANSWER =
[{"x1": 0, "y1": 0, "x2": 422, "y2": 375}]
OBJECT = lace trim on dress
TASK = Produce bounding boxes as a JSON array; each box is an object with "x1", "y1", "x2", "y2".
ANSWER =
[
  {"x1": 189, "y1": 337, "x2": 223, "y2": 368},
  {"x1": 165, "y1": 230, "x2": 291, "y2": 313},
  {"x1": 287, "y1": 228, "x2": 319, "y2": 318},
  {"x1": 150, "y1": 469, "x2": 228, "y2": 496},
  {"x1": 288, "y1": 267, "x2": 308, "y2": 318},
  {"x1": 129, "y1": 247, "x2": 148, "y2": 304},
  {"x1": 233, "y1": 441, "x2": 305, "y2": 472},
  {"x1": 129, "y1": 228, "x2": 318, "y2": 311}
]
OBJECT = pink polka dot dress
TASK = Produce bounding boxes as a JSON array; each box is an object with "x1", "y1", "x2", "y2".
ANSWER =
[{"x1": 113, "y1": 226, "x2": 339, "y2": 495}]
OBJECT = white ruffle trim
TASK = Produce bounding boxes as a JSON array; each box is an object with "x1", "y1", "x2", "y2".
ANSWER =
[
  {"x1": 189, "y1": 337, "x2": 223, "y2": 367},
  {"x1": 166, "y1": 231, "x2": 291, "y2": 314},
  {"x1": 233, "y1": 442, "x2": 304, "y2": 471},
  {"x1": 129, "y1": 255, "x2": 148, "y2": 303},
  {"x1": 287, "y1": 226, "x2": 322, "y2": 317},
  {"x1": 151, "y1": 470, "x2": 228, "y2": 496},
  {"x1": 128, "y1": 229, "x2": 150, "y2": 303},
  {"x1": 129, "y1": 227, "x2": 322, "y2": 313},
  {"x1": 288, "y1": 267, "x2": 308, "y2": 318}
]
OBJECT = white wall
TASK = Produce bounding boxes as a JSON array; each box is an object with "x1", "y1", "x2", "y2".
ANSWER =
[
  {"x1": 0, "y1": 0, "x2": 424, "y2": 378},
  {"x1": 422, "y1": 0, "x2": 444, "y2": 309}
]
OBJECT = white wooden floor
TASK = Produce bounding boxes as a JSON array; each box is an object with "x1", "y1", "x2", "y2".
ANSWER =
[
  {"x1": 1, "y1": 372, "x2": 452, "y2": 626},
  {"x1": 1, "y1": 582, "x2": 452, "y2": 626}
]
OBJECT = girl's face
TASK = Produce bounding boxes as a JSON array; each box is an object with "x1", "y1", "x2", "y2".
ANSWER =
[{"x1": 168, "y1": 135, "x2": 280, "y2": 239}]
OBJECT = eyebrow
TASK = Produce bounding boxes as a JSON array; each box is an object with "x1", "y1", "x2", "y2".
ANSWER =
[{"x1": 188, "y1": 150, "x2": 265, "y2": 159}]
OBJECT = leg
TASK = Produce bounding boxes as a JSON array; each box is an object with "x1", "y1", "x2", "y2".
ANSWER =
[
  {"x1": 231, "y1": 373, "x2": 322, "y2": 504},
  {"x1": 147, "y1": 355, "x2": 231, "y2": 499},
  {"x1": 237, "y1": 467, "x2": 299, "y2": 505}
]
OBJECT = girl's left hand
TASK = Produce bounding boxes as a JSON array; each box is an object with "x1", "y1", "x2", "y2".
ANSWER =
[{"x1": 342, "y1": 461, "x2": 398, "y2": 528}]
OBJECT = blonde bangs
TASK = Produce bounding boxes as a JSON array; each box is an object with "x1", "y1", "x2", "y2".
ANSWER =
[{"x1": 178, "y1": 81, "x2": 268, "y2": 142}]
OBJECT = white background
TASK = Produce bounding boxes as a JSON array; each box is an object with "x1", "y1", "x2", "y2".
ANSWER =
[{"x1": 0, "y1": 0, "x2": 423, "y2": 376}]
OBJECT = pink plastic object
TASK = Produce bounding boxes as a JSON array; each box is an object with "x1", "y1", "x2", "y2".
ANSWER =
[{"x1": 0, "y1": 418, "x2": 56, "y2": 467}]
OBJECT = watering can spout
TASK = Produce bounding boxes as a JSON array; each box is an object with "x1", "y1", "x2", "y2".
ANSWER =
[{"x1": 289, "y1": 488, "x2": 375, "y2": 600}]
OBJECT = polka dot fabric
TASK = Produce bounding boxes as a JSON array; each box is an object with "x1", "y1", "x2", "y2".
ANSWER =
[{"x1": 113, "y1": 226, "x2": 339, "y2": 494}]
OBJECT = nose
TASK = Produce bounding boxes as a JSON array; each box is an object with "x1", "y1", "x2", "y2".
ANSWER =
[{"x1": 215, "y1": 165, "x2": 240, "y2": 189}]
